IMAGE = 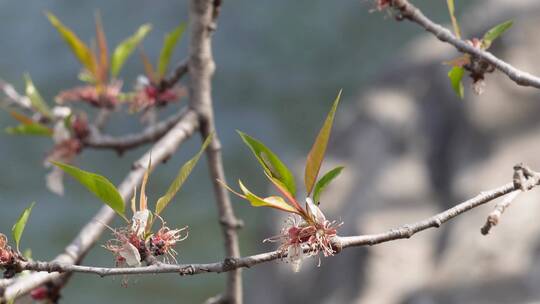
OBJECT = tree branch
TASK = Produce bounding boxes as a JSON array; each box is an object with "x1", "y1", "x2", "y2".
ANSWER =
[
  {"x1": 1, "y1": 110, "x2": 200, "y2": 302},
  {"x1": 187, "y1": 0, "x2": 243, "y2": 303},
  {"x1": 389, "y1": 0, "x2": 540, "y2": 89},
  {"x1": 9, "y1": 164, "x2": 539, "y2": 281},
  {"x1": 83, "y1": 107, "x2": 192, "y2": 153}
]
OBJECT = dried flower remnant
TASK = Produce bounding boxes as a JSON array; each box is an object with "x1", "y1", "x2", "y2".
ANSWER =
[
  {"x1": 375, "y1": 0, "x2": 391, "y2": 11},
  {"x1": 0, "y1": 234, "x2": 16, "y2": 268},
  {"x1": 131, "y1": 76, "x2": 186, "y2": 111},
  {"x1": 55, "y1": 81, "x2": 122, "y2": 108},
  {"x1": 264, "y1": 200, "x2": 342, "y2": 272},
  {"x1": 148, "y1": 220, "x2": 188, "y2": 263}
]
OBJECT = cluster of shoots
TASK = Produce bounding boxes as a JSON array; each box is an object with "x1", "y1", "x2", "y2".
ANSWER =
[
  {"x1": 374, "y1": 0, "x2": 513, "y2": 99},
  {"x1": 1, "y1": 12, "x2": 188, "y2": 196},
  {"x1": 222, "y1": 90, "x2": 344, "y2": 272},
  {"x1": 53, "y1": 133, "x2": 213, "y2": 269}
]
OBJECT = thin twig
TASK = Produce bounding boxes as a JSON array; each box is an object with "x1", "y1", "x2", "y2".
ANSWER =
[
  {"x1": 83, "y1": 107, "x2": 192, "y2": 153},
  {"x1": 159, "y1": 59, "x2": 189, "y2": 92},
  {"x1": 389, "y1": 0, "x2": 540, "y2": 89},
  {"x1": 9, "y1": 167, "x2": 539, "y2": 279},
  {"x1": 1, "y1": 110, "x2": 200, "y2": 302},
  {"x1": 480, "y1": 189, "x2": 521, "y2": 235},
  {"x1": 187, "y1": 0, "x2": 243, "y2": 303}
]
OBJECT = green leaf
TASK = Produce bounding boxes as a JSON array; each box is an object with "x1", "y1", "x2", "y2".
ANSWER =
[
  {"x1": 23, "y1": 74, "x2": 52, "y2": 118},
  {"x1": 158, "y1": 23, "x2": 186, "y2": 78},
  {"x1": 448, "y1": 66, "x2": 465, "y2": 99},
  {"x1": 155, "y1": 133, "x2": 213, "y2": 216},
  {"x1": 482, "y1": 20, "x2": 513, "y2": 49},
  {"x1": 5, "y1": 123, "x2": 53, "y2": 137},
  {"x1": 313, "y1": 166, "x2": 344, "y2": 204},
  {"x1": 304, "y1": 90, "x2": 341, "y2": 196},
  {"x1": 238, "y1": 131, "x2": 296, "y2": 196},
  {"x1": 51, "y1": 161, "x2": 127, "y2": 221},
  {"x1": 111, "y1": 24, "x2": 152, "y2": 78},
  {"x1": 12, "y1": 202, "x2": 35, "y2": 252},
  {"x1": 446, "y1": 0, "x2": 461, "y2": 39},
  {"x1": 46, "y1": 12, "x2": 97, "y2": 76},
  {"x1": 238, "y1": 180, "x2": 298, "y2": 213}
]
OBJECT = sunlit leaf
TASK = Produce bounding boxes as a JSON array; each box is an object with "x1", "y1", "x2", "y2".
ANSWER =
[
  {"x1": 5, "y1": 123, "x2": 53, "y2": 137},
  {"x1": 238, "y1": 131, "x2": 296, "y2": 196},
  {"x1": 313, "y1": 166, "x2": 344, "y2": 204},
  {"x1": 482, "y1": 20, "x2": 513, "y2": 49},
  {"x1": 111, "y1": 24, "x2": 152, "y2": 78},
  {"x1": 304, "y1": 90, "x2": 341, "y2": 196},
  {"x1": 448, "y1": 66, "x2": 465, "y2": 99},
  {"x1": 46, "y1": 12, "x2": 97, "y2": 76},
  {"x1": 51, "y1": 161, "x2": 127, "y2": 221},
  {"x1": 158, "y1": 23, "x2": 186, "y2": 78},
  {"x1": 12, "y1": 202, "x2": 35, "y2": 252},
  {"x1": 23, "y1": 74, "x2": 52, "y2": 118},
  {"x1": 446, "y1": 0, "x2": 461, "y2": 39},
  {"x1": 155, "y1": 133, "x2": 213, "y2": 216},
  {"x1": 238, "y1": 180, "x2": 298, "y2": 213},
  {"x1": 94, "y1": 12, "x2": 109, "y2": 86}
]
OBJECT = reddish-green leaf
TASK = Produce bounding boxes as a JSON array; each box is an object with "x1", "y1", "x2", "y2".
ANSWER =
[
  {"x1": 313, "y1": 166, "x2": 344, "y2": 204},
  {"x1": 46, "y1": 12, "x2": 97, "y2": 76},
  {"x1": 482, "y1": 20, "x2": 513, "y2": 49},
  {"x1": 238, "y1": 180, "x2": 298, "y2": 214},
  {"x1": 94, "y1": 12, "x2": 109, "y2": 86},
  {"x1": 448, "y1": 66, "x2": 465, "y2": 99},
  {"x1": 111, "y1": 24, "x2": 152, "y2": 78},
  {"x1": 446, "y1": 0, "x2": 461, "y2": 39},
  {"x1": 140, "y1": 49, "x2": 156, "y2": 83},
  {"x1": 51, "y1": 161, "x2": 127, "y2": 221},
  {"x1": 155, "y1": 133, "x2": 213, "y2": 216},
  {"x1": 11, "y1": 202, "x2": 35, "y2": 252},
  {"x1": 304, "y1": 90, "x2": 341, "y2": 196},
  {"x1": 238, "y1": 131, "x2": 296, "y2": 196},
  {"x1": 158, "y1": 23, "x2": 186, "y2": 78}
]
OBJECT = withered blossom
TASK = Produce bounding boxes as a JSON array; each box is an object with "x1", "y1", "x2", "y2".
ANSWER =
[{"x1": 55, "y1": 81, "x2": 122, "y2": 108}]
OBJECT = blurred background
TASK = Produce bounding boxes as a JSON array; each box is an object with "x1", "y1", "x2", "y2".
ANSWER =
[{"x1": 2, "y1": 0, "x2": 540, "y2": 303}]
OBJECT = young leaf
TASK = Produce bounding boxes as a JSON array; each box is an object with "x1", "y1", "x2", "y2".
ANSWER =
[
  {"x1": 139, "y1": 157, "x2": 151, "y2": 212},
  {"x1": 155, "y1": 133, "x2": 213, "y2": 216},
  {"x1": 140, "y1": 49, "x2": 156, "y2": 83},
  {"x1": 446, "y1": 0, "x2": 461, "y2": 39},
  {"x1": 51, "y1": 161, "x2": 127, "y2": 221},
  {"x1": 448, "y1": 66, "x2": 465, "y2": 99},
  {"x1": 158, "y1": 23, "x2": 186, "y2": 78},
  {"x1": 238, "y1": 131, "x2": 296, "y2": 196},
  {"x1": 10, "y1": 111, "x2": 34, "y2": 125},
  {"x1": 482, "y1": 20, "x2": 513, "y2": 49},
  {"x1": 111, "y1": 24, "x2": 152, "y2": 78},
  {"x1": 46, "y1": 12, "x2": 97, "y2": 76},
  {"x1": 304, "y1": 90, "x2": 341, "y2": 196},
  {"x1": 313, "y1": 166, "x2": 344, "y2": 204},
  {"x1": 23, "y1": 74, "x2": 52, "y2": 118},
  {"x1": 94, "y1": 12, "x2": 109, "y2": 86},
  {"x1": 5, "y1": 123, "x2": 53, "y2": 137},
  {"x1": 238, "y1": 180, "x2": 298, "y2": 214},
  {"x1": 12, "y1": 202, "x2": 35, "y2": 252}
]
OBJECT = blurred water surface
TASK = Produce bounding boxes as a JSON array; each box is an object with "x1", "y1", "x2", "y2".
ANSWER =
[{"x1": 0, "y1": 0, "x2": 455, "y2": 302}]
